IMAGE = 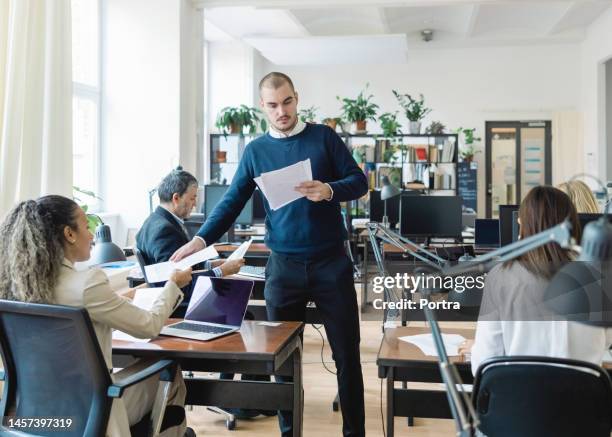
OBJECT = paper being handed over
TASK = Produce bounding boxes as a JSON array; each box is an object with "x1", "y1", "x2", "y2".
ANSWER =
[
  {"x1": 254, "y1": 159, "x2": 313, "y2": 210},
  {"x1": 227, "y1": 238, "x2": 252, "y2": 261},
  {"x1": 144, "y1": 245, "x2": 219, "y2": 284}
]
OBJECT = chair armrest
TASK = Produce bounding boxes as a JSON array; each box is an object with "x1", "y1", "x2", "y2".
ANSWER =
[{"x1": 107, "y1": 359, "x2": 176, "y2": 398}]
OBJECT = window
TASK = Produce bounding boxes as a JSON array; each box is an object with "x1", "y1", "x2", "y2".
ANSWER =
[{"x1": 71, "y1": 0, "x2": 100, "y2": 208}]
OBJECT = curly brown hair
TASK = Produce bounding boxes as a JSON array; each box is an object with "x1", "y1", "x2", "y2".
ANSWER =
[{"x1": 0, "y1": 196, "x2": 79, "y2": 302}]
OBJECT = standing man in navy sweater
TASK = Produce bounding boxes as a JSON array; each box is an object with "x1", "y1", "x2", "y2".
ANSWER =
[{"x1": 171, "y1": 72, "x2": 367, "y2": 436}]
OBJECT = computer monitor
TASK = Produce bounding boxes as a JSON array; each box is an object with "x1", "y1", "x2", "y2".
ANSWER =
[
  {"x1": 203, "y1": 185, "x2": 253, "y2": 226},
  {"x1": 475, "y1": 219, "x2": 500, "y2": 247},
  {"x1": 499, "y1": 205, "x2": 519, "y2": 246},
  {"x1": 578, "y1": 213, "x2": 612, "y2": 235},
  {"x1": 369, "y1": 190, "x2": 401, "y2": 227},
  {"x1": 512, "y1": 210, "x2": 520, "y2": 242},
  {"x1": 400, "y1": 195, "x2": 462, "y2": 238},
  {"x1": 252, "y1": 188, "x2": 266, "y2": 224}
]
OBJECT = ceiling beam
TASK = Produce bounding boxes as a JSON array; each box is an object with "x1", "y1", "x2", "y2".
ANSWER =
[
  {"x1": 284, "y1": 10, "x2": 311, "y2": 36},
  {"x1": 194, "y1": 0, "x2": 505, "y2": 10},
  {"x1": 464, "y1": 3, "x2": 480, "y2": 37},
  {"x1": 545, "y1": 2, "x2": 577, "y2": 36}
]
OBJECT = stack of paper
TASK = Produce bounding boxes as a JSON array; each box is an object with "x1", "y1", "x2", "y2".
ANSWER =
[
  {"x1": 144, "y1": 245, "x2": 219, "y2": 283},
  {"x1": 399, "y1": 333, "x2": 466, "y2": 356},
  {"x1": 112, "y1": 287, "x2": 166, "y2": 343},
  {"x1": 255, "y1": 159, "x2": 313, "y2": 210}
]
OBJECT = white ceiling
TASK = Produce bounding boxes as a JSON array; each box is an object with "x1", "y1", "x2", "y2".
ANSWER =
[{"x1": 201, "y1": 0, "x2": 612, "y2": 65}]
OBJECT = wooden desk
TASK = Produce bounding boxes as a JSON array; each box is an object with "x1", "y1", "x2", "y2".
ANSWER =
[
  {"x1": 215, "y1": 243, "x2": 270, "y2": 254},
  {"x1": 113, "y1": 320, "x2": 305, "y2": 436},
  {"x1": 378, "y1": 326, "x2": 612, "y2": 436},
  {"x1": 377, "y1": 326, "x2": 474, "y2": 436}
]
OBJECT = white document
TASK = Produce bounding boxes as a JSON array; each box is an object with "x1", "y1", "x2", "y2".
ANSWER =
[
  {"x1": 144, "y1": 245, "x2": 219, "y2": 284},
  {"x1": 255, "y1": 159, "x2": 313, "y2": 210},
  {"x1": 112, "y1": 288, "x2": 166, "y2": 342},
  {"x1": 227, "y1": 238, "x2": 252, "y2": 261},
  {"x1": 399, "y1": 333, "x2": 467, "y2": 357}
]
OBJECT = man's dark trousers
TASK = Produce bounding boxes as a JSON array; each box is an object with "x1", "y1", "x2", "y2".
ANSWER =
[{"x1": 265, "y1": 249, "x2": 365, "y2": 437}]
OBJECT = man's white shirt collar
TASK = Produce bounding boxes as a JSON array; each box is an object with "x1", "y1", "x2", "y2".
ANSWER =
[
  {"x1": 161, "y1": 205, "x2": 184, "y2": 225},
  {"x1": 268, "y1": 119, "x2": 306, "y2": 138}
]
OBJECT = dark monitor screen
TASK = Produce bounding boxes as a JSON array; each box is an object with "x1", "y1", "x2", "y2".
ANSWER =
[
  {"x1": 185, "y1": 277, "x2": 253, "y2": 326},
  {"x1": 499, "y1": 205, "x2": 519, "y2": 246},
  {"x1": 578, "y1": 213, "x2": 612, "y2": 235},
  {"x1": 252, "y1": 188, "x2": 266, "y2": 223},
  {"x1": 369, "y1": 190, "x2": 401, "y2": 226},
  {"x1": 475, "y1": 219, "x2": 500, "y2": 246},
  {"x1": 203, "y1": 185, "x2": 253, "y2": 226},
  {"x1": 512, "y1": 210, "x2": 520, "y2": 242},
  {"x1": 400, "y1": 195, "x2": 462, "y2": 238}
]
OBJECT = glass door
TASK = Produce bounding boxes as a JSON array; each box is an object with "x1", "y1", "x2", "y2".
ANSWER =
[{"x1": 486, "y1": 121, "x2": 551, "y2": 218}]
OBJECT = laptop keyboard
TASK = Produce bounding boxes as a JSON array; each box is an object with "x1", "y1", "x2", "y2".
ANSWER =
[
  {"x1": 170, "y1": 322, "x2": 232, "y2": 334},
  {"x1": 239, "y1": 265, "x2": 265, "y2": 279}
]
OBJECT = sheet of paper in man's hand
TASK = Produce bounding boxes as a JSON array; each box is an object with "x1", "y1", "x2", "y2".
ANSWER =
[
  {"x1": 227, "y1": 238, "x2": 252, "y2": 261},
  {"x1": 144, "y1": 245, "x2": 219, "y2": 283},
  {"x1": 255, "y1": 159, "x2": 313, "y2": 210}
]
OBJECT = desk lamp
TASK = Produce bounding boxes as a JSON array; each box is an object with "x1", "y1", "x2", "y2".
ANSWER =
[
  {"x1": 90, "y1": 224, "x2": 126, "y2": 265},
  {"x1": 380, "y1": 176, "x2": 401, "y2": 227}
]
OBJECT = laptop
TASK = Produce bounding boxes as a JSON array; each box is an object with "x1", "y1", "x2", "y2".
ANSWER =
[
  {"x1": 161, "y1": 276, "x2": 254, "y2": 341},
  {"x1": 475, "y1": 218, "x2": 500, "y2": 250}
]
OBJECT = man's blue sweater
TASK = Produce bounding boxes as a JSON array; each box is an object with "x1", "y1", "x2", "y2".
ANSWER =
[{"x1": 197, "y1": 123, "x2": 368, "y2": 257}]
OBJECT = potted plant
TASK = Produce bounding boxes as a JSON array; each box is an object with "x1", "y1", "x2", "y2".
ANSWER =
[
  {"x1": 337, "y1": 84, "x2": 379, "y2": 133},
  {"x1": 322, "y1": 117, "x2": 342, "y2": 131},
  {"x1": 425, "y1": 120, "x2": 446, "y2": 135},
  {"x1": 298, "y1": 106, "x2": 319, "y2": 123},
  {"x1": 379, "y1": 112, "x2": 402, "y2": 138},
  {"x1": 215, "y1": 105, "x2": 267, "y2": 137},
  {"x1": 456, "y1": 127, "x2": 482, "y2": 162},
  {"x1": 73, "y1": 186, "x2": 103, "y2": 234},
  {"x1": 392, "y1": 91, "x2": 432, "y2": 134}
]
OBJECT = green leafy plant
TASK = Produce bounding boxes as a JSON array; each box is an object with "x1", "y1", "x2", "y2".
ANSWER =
[
  {"x1": 215, "y1": 105, "x2": 267, "y2": 137},
  {"x1": 379, "y1": 112, "x2": 402, "y2": 137},
  {"x1": 298, "y1": 106, "x2": 319, "y2": 123},
  {"x1": 425, "y1": 120, "x2": 446, "y2": 135},
  {"x1": 336, "y1": 84, "x2": 379, "y2": 123},
  {"x1": 456, "y1": 127, "x2": 482, "y2": 161},
  {"x1": 73, "y1": 186, "x2": 103, "y2": 234},
  {"x1": 392, "y1": 91, "x2": 432, "y2": 122}
]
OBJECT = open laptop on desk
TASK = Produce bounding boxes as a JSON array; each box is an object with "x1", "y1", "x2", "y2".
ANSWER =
[{"x1": 161, "y1": 276, "x2": 253, "y2": 341}]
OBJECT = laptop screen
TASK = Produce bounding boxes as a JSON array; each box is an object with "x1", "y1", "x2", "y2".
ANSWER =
[{"x1": 185, "y1": 277, "x2": 253, "y2": 327}]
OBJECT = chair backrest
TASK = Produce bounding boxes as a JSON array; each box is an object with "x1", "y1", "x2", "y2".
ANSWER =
[
  {"x1": 134, "y1": 247, "x2": 152, "y2": 286},
  {"x1": 473, "y1": 356, "x2": 612, "y2": 437},
  {"x1": 0, "y1": 299, "x2": 113, "y2": 436}
]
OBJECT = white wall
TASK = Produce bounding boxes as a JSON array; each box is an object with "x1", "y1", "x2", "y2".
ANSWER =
[
  {"x1": 260, "y1": 44, "x2": 582, "y2": 215},
  {"x1": 580, "y1": 6, "x2": 612, "y2": 186},
  {"x1": 102, "y1": 0, "x2": 181, "y2": 244}
]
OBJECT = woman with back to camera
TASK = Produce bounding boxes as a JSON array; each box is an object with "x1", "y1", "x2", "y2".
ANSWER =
[
  {"x1": 460, "y1": 186, "x2": 612, "y2": 374},
  {"x1": 0, "y1": 195, "x2": 195, "y2": 437},
  {"x1": 557, "y1": 179, "x2": 600, "y2": 213}
]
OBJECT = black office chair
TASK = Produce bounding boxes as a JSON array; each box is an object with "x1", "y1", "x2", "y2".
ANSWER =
[
  {"x1": 0, "y1": 299, "x2": 180, "y2": 436},
  {"x1": 473, "y1": 356, "x2": 612, "y2": 437},
  {"x1": 135, "y1": 247, "x2": 153, "y2": 286}
]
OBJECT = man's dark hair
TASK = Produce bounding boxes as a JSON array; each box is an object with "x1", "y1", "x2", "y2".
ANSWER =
[
  {"x1": 259, "y1": 72, "x2": 295, "y2": 94},
  {"x1": 157, "y1": 166, "x2": 198, "y2": 203}
]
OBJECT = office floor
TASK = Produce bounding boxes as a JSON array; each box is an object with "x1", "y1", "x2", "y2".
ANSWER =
[{"x1": 186, "y1": 285, "x2": 461, "y2": 437}]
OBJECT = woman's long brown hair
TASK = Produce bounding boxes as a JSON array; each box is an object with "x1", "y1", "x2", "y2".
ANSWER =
[{"x1": 507, "y1": 186, "x2": 580, "y2": 279}]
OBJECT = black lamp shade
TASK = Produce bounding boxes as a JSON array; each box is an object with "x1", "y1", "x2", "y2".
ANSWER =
[{"x1": 90, "y1": 224, "x2": 126, "y2": 265}]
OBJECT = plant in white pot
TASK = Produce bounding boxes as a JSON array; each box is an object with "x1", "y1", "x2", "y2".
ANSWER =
[{"x1": 392, "y1": 91, "x2": 431, "y2": 135}]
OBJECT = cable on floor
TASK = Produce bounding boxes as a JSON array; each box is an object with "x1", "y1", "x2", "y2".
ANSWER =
[{"x1": 312, "y1": 324, "x2": 337, "y2": 375}]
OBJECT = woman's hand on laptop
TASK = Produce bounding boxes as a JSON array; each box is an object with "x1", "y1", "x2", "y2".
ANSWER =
[
  {"x1": 170, "y1": 267, "x2": 193, "y2": 288},
  {"x1": 220, "y1": 259, "x2": 245, "y2": 277}
]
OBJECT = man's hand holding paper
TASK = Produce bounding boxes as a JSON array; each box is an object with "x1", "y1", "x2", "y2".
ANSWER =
[{"x1": 255, "y1": 159, "x2": 314, "y2": 210}]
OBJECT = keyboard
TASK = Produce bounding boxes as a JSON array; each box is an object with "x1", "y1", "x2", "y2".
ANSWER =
[
  {"x1": 239, "y1": 265, "x2": 265, "y2": 279},
  {"x1": 169, "y1": 322, "x2": 232, "y2": 334}
]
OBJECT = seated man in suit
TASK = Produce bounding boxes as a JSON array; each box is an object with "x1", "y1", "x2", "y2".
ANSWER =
[{"x1": 137, "y1": 168, "x2": 244, "y2": 301}]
